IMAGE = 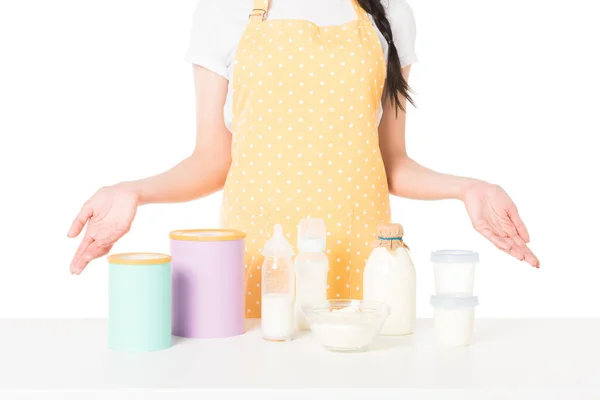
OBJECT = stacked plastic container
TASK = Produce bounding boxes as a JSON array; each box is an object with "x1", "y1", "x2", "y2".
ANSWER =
[{"x1": 429, "y1": 250, "x2": 480, "y2": 346}]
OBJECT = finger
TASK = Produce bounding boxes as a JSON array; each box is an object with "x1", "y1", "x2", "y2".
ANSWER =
[
  {"x1": 71, "y1": 226, "x2": 127, "y2": 274},
  {"x1": 476, "y1": 224, "x2": 538, "y2": 267},
  {"x1": 502, "y1": 235, "x2": 540, "y2": 268},
  {"x1": 68, "y1": 205, "x2": 92, "y2": 238},
  {"x1": 70, "y1": 235, "x2": 94, "y2": 273},
  {"x1": 507, "y1": 206, "x2": 530, "y2": 243},
  {"x1": 480, "y1": 228, "x2": 525, "y2": 262},
  {"x1": 513, "y1": 237, "x2": 540, "y2": 268},
  {"x1": 72, "y1": 242, "x2": 113, "y2": 275},
  {"x1": 503, "y1": 237, "x2": 526, "y2": 262},
  {"x1": 524, "y1": 251, "x2": 540, "y2": 269},
  {"x1": 479, "y1": 228, "x2": 512, "y2": 253}
]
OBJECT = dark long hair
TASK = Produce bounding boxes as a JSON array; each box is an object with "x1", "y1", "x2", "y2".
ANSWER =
[{"x1": 357, "y1": 0, "x2": 414, "y2": 112}]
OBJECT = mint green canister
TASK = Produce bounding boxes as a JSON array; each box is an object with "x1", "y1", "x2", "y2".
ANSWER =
[{"x1": 108, "y1": 253, "x2": 172, "y2": 351}]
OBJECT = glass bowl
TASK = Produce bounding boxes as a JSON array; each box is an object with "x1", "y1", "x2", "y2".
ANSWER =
[{"x1": 301, "y1": 300, "x2": 389, "y2": 352}]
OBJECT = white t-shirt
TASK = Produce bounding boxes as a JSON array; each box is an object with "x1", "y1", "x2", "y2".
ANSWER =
[{"x1": 185, "y1": 0, "x2": 418, "y2": 132}]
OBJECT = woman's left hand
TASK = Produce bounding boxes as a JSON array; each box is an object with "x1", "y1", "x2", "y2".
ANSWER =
[{"x1": 462, "y1": 181, "x2": 540, "y2": 268}]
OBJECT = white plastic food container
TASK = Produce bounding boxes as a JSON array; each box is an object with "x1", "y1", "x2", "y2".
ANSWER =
[
  {"x1": 431, "y1": 250, "x2": 479, "y2": 296},
  {"x1": 431, "y1": 295, "x2": 479, "y2": 346}
]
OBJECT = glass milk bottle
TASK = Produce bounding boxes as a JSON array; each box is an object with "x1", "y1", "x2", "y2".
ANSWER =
[
  {"x1": 363, "y1": 223, "x2": 416, "y2": 335},
  {"x1": 261, "y1": 224, "x2": 295, "y2": 341},
  {"x1": 294, "y1": 218, "x2": 328, "y2": 330}
]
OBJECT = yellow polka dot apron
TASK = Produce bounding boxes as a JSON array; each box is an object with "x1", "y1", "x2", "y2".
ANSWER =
[{"x1": 221, "y1": 0, "x2": 391, "y2": 317}]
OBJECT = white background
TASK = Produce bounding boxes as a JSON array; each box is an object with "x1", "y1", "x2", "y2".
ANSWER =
[{"x1": 0, "y1": 0, "x2": 598, "y2": 319}]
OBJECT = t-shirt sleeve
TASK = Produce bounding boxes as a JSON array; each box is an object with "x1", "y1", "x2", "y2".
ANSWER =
[
  {"x1": 184, "y1": 0, "x2": 245, "y2": 79},
  {"x1": 386, "y1": 0, "x2": 418, "y2": 67}
]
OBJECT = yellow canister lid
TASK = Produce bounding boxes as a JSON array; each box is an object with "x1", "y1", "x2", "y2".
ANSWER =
[
  {"x1": 107, "y1": 253, "x2": 172, "y2": 265},
  {"x1": 169, "y1": 229, "x2": 246, "y2": 242}
]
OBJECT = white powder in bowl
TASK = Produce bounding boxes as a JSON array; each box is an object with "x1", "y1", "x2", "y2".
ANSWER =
[
  {"x1": 310, "y1": 306, "x2": 380, "y2": 350},
  {"x1": 331, "y1": 305, "x2": 361, "y2": 314}
]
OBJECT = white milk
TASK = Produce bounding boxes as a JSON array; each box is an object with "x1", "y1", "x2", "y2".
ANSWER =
[
  {"x1": 261, "y1": 293, "x2": 294, "y2": 341},
  {"x1": 363, "y1": 247, "x2": 416, "y2": 335},
  {"x1": 431, "y1": 295, "x2": 479, "y2": 346},
  {"x1": 261, "y1": 224, "x2": 295, "y2": 341},
  {"x1": 433, "y1": 308, "x2": 475, "y2": 346},
  {"x1": 294, "y1": 253, "x2": 328, "y2": 330}
]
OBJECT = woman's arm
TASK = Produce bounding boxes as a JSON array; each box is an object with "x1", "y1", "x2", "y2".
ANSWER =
[
  {"x1": 118, "y1": 65, "x2": 232, "y2": 205},
  {"x1": 379, "y1": 66, "x2": 477, "y2": 201},
  {"x1": 379, "y1": 66, "x2": 539, "y2": 268},
  {"x1": 68, "y1": 65, "x2": 231, "y2": 273}
]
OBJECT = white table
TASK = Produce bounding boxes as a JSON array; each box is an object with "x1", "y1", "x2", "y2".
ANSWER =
[{"x1": 0, "y1": 319, "x2": 598, "y2": 399}]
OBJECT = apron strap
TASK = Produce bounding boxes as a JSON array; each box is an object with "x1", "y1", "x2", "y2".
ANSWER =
[
  {"x1": 249, "y1": 0, "x2": 269, "y2": 23},
  {"x1": 249, "y1": 0, "x2": 368, "y2": 24}
]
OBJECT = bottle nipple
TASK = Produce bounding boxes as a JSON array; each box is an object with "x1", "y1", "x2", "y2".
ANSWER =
[{"x1": 263, "y1": 224, "x2": 294, "y2": 258}]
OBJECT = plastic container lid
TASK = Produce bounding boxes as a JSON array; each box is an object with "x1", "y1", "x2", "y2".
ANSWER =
[
  {"x1": 107, "y1": 253, "x2": 172, "y2": 265},
  {"x1": 263, "y1": 224, "x2": 294, "y2": 257},
  {"x1": 430, "y1": 295, "x2": 479, "y2": 309},
  {"x1": 431, "y1": 250, "x2": 479, "y2": 264},
  {"x1": 169, "y1": 229, "x2": 245, "y2": 242},
  {"x1": 297, "y1": 218, "x2": 326, "y2": 253}
]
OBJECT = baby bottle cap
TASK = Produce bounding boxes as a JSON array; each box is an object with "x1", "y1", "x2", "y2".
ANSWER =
[
  {"x1": 298, "y1": 218, "x2": 326, "y2": 252},
  {"x1": 263, "y1": 224, "x2": 294, "y2": 257}
]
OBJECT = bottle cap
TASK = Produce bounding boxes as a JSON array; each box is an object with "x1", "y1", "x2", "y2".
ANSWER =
[
  {"x1": 297, "y1": 218, "x2": 326, "y2": 253},
  {"x1": 263, "y1": 224, "x2": 294, "y2": 257},
  {"x1": 376, "y1": 223, "x2": 404, "y2": 239},
  {"x1": 373, "y1": 223, "x2": 409, "y2": 251}
]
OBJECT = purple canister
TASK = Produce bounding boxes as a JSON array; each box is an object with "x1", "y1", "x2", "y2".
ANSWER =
[{"x1": 169, "y1": 229, "x2": 246, "y2": 338}]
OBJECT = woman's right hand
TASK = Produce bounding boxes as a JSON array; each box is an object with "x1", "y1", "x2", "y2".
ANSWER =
[
  {"x1": 68, "y1": 184, "x2": 139, "y2": 274},
  {"x1": 66, "y1": 65, "x2": 231, "y2": 274}
]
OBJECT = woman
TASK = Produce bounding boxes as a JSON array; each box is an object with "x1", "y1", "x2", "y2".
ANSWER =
[{"x1": 68, "y1": 0, "x2": 539, "y2": 317}]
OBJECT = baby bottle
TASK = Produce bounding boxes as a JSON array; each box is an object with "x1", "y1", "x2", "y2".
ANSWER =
[
  {"x1": 294, "y1": 218, "x2": 328, "y2": 330},
  {"x1": 261, "y1": 224, "x2": 295, "y2": 341}
]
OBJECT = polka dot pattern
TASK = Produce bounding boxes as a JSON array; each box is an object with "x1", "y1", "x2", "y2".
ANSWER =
[{"x1": 222, "y1": 0, "x2": 391, "y2": 318}]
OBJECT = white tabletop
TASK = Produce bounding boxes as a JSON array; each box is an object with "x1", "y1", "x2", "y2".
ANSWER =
[{"x1": 0, "y1": 319, "x2": 598, "y2": 399}]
